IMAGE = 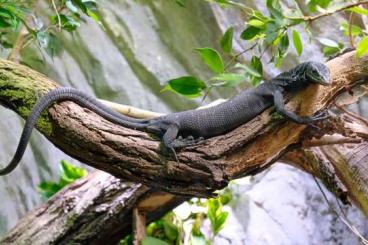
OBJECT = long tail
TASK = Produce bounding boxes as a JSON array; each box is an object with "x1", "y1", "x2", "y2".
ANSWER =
[{"x1": 0, "y1": 87, "x2": 149, "y2": 175}]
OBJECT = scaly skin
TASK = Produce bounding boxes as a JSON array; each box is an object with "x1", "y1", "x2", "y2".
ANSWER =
[{"x1": 0, "y1": 61, "x2": 330, "y2": 175}]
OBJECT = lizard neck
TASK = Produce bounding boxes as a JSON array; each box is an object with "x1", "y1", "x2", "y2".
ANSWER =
[{"x1": 270, "y1": 64, "x2": 308, "y2": 92}]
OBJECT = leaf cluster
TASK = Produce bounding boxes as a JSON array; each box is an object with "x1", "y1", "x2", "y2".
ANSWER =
[{"x1": 37, "y1": 160, "x2": 87, "y2": 199}]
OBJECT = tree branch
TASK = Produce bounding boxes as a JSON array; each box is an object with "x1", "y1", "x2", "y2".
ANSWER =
[
  {"x1": 287, "y1": 0, "x2": 368, "y2": 22},
  {"x1": 0, "y1": 171, "x2": 186, "y2": 244},
  {"x1": 0, "y1": 51, "x2": 367, "y2": 197}
]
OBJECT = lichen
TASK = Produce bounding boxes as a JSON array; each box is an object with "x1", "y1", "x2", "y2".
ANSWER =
[{"x1": 0, "y1": 61, "x2": 54, "y2": 136}]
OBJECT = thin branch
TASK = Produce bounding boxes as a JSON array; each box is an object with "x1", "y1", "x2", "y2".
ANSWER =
[
  {"x1": 7, "y1": 26, "x2": 28, "y2": 62},
  {"x1": 98, "y1": 99, "x2": 163, "y2": 118},
  {"x1": 348, "y1": 12, "x2": 355, "y2": 48},
  {"x1": 311, "y1": 175, "x2": 368, "y2": 244},
  {"x1": 302, "y1": 135, "x2": 362, "y2": 148},
  {"x1": 224, "y1": 42, "x2": 258, "y2": 71},
  {"x1": 51, "y1": 0, "x2": 61, "y2": 31},
  {"x1": 286, "y1": 0, "x2": 368, "y2": 22},
  {"x1": 334, "y1": 101, "x2": 368, "y2": 127}
]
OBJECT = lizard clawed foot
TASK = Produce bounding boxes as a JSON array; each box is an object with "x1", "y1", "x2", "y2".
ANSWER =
[
  {"x1": 305, "y1": 110, "x2": 330, "y2": 131},
  {"x1": 309, "y1": 110, "x2": 330, "y2": 122},
  {"x1": 302, "y1": 110, "x2": 330, "y2": 124},
  {"x1": 167, "y1": 136, "x2": 205, "y2": 149}
]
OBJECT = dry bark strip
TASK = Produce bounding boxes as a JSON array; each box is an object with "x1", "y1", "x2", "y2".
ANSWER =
[{"x1": 0, "y1": 51, "x2": 367, "y2": 196}]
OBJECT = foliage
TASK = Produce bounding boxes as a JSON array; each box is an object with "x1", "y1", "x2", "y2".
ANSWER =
[
  {"x1": 163, "y1": 0, "x2": 368, "y2": 99},
  {"x1": 0, "y1": 0, "x2": 101, "y2": 58},
  {"x1": 37, "y1": 160, "x2": 88, "y2": 199},
  {"x1": 121, "y1": 188, "x2": 232, "y2": 244}
]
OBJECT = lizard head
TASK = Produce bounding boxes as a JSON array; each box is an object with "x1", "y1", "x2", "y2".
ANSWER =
[{"x1": 304, "y1": 61, "x2": 330, "y2": 86}]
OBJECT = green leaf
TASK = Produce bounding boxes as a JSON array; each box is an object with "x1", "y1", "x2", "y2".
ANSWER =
[
  {"x1": 213, "y1": 211, "x2": 229, "y2": 235},
  {"x1": 240, "y1": 26, "x2": 261, "y2": 40},
  {"x1": 66, "y1": 0, "x2": 78, "y2": 12},
  {"x1": 348, "y1": 6, "x2": 368, "y2": 16},
  {"x1": 211, "y1": 73, "x2": 245, "y2": 87},
  {"x1": 207, "y1": 198, "x2": 229, "y2": 235},
  {"x1": 45, "y1": 33, "x2": 63, "y2": 57},
  {"x1": 174, "y1": 0, "x2": 185, "y2": 7},
  {"x1": 266, "y1": 0, "x2": 283, "y2": 21},
  {"x1": 207, "y1": 199, "x2": 220, "y2": 227},
  {"x1": 279, "y1": 33, "x2": 289, "y2": 54},
  {"x1": 220, "y1": 27, "x2": 233, "y2": 53},
  {"x1": 307, "y1": 0, "x2": 331, "y2": 12},
  {"x1": 322, "y1": 46, "x2": 341, "y2": 57},
  {"x1": 251, "y1": 10, "x2": 269, "y2": 22},
  {"x1": 52, "y1": 14, "x2": 80, "y2": 32},
  {"x1": 162, "y1": 76, "x2": 207, "y2": 98},
  {"x1": 37, "y1": 161, "x2": 88, "y2": 199},
  {"x1": 235, "y1": 63, "x2": 262, "y2": 77},
  {"x1": 163, "y1": 220, "x2": 178, "y2": 241},
  {"x1": 357, "y1": 36, "x2": 368, "y2": 57},
  {"x1": 36, "y1": 31, "x2": 49, "y2": 48},
  {"x1": 0, "y1": 8, "x2": 19, "y2": 28},
  {"x1": 195, "y1": 47, "x2": 224, "y2": 74},
  {"x1": 218, "y1": 188, "x2": 233, "y2": 205},
  {"x1": 60, "y1": 160, "x2": 87, "y2": 184},
  {"x1": 250, "y1": 56, "x2": 263, "y2": 86},
  {"x1": 317, "y1": 38, "x2": 339, "y2": 48},
  {"x1": 247, "y1": 19, "x2": 265, "y2": 28},
  {"x1": 142, "y1": 236, "x2": 170, "y2": 245},
  {"x1": 340, "y1": 23, "x2": 362, "y2": 37},
  {"x1": 86, "y1": 9, "x2": 101, "y2": 25},
  {"x1": 37, "y1": 181, "x2": 63, "y2": 199},
  {"x1": 292, "y1": 30, "x2": 302, "y2": 56},
  {"x1": 264, "y1": 22, "x2": 281, "y2": 44}
]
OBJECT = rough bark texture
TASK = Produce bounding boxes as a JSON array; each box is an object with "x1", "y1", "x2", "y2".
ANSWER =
[
  {"x1": 1, "y1": 170, "x2": 186, "y2": 245},
  {"x1": 0, "y1": 51, "x2": 367, "y2": 197}
]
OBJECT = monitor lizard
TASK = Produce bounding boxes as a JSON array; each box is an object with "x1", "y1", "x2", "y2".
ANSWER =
[{"x1": 0, "y1": 61, "x2": 330, "y2": 175}]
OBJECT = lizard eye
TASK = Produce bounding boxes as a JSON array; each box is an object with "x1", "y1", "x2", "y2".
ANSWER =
[{"x1": 311, "y1": 70, "x2": 319, "y2": 76}]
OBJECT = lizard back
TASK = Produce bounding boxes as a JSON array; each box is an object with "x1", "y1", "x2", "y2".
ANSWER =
[{"x1": 157, "y1": 83, "x2": 274, "y2": 138}]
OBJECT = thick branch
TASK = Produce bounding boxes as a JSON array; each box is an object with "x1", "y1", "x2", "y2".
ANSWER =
[
  {"x1": 1, "y1": 171, "x2": 186, "y2": 245},
  {"x1": 0, "y1": 51, "x2": 367, "y2": 197}
]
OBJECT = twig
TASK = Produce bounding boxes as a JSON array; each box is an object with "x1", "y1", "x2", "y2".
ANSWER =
[
  {"x1": 312, "y1": 175, "x2": 368, "y2": 244},
  {"x1": 98, "y1": 99, "x2": 163, "y2": 118},
  {"x1": 51, "y1": 0, "x2": 61, "y2": 31},
  {"x1": 334, "y1": 101, "x2": 368, "y2": 128},
  {"x1": 286, "y1": 0, "x2": 368, "y2": 22},
  {"x1": 7, "y1": 26, "x2": 28, "y2": 62},
  {"x1": 224, "y1": 42, "x2": 258, "y2": 71},
  {"x1": 348, "y1": 12, "x2": 355, "y2": 48},
  {"x1": 303, "y1": 135, "x2": 362, "y2": 148}
]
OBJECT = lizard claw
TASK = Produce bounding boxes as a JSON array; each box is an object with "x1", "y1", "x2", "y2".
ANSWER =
[
  {"x1": 304, "y1": 110, "x2": 330, "y2": 131},
  {"x1": 310, "y1": 110, "x2": 330, "y2": 121},
  {"x1": 303, "y1": 110, "x2": 330, "y2": 124}
]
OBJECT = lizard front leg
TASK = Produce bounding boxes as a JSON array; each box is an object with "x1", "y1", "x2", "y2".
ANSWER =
[
  {"x1": 273, "y1": 90, "x2": 328, "y2": 124},
  {"x1": 162, "y1": 124, "x2": 203, "y2": 149}
]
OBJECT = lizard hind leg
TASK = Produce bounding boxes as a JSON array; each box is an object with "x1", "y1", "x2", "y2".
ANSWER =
[
  {"x1": 162, "y1": 124, "x2": 204, "y2": 163},
  {"x1": 168, "y1": 136, "x2": 204, "y2": 148}
]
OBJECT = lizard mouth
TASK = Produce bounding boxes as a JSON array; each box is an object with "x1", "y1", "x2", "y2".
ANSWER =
[{"x1": 314, "y1": 79, "x2": 330, "y2": 86}]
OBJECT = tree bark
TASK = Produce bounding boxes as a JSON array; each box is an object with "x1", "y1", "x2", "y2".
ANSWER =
[
  {"x1": 1, "y1": 51, "x2": 368, "y2": 243},
  {"x1": 1, "y1": 170, "x2": 186, "y2": 245}
]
